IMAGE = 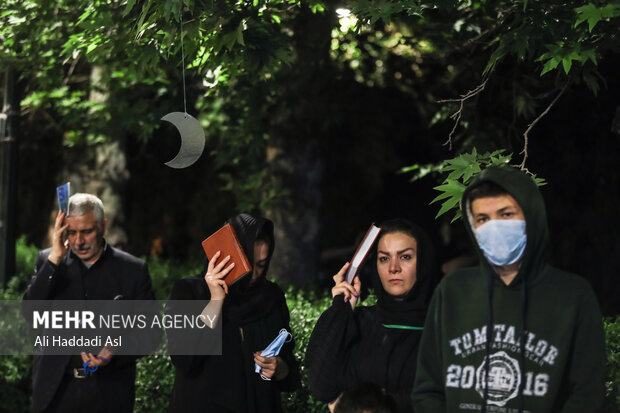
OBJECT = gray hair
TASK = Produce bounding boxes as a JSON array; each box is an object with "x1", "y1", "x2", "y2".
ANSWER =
[{"x1": 67, "y1": 193, "x2": 105, "y2": 226}]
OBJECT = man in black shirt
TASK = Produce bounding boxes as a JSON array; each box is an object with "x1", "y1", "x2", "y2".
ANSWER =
[{"x1": 23, "y1": 193, "x2": 157, "y2": 413}]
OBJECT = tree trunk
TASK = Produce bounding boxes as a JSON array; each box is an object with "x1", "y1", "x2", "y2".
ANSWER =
[
  {"x1": 264, "y1": 142, "x2": 323, "y2": 286},
  {"x1": 53, "y1": 65, "x2": 128, "y2": 247},
  {"x1": 263, "y1": 5, "x2": 333, "y2": 286}
]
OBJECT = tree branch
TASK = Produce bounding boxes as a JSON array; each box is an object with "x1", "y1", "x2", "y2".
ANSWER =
[
  {"x1": 438, "y1": 76, "x2": 490, "y2": 150},
  {"x1": 519, "y1": 82, "x2": 569, "y2": 171}
]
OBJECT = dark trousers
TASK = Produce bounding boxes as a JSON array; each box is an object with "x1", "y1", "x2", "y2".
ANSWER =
[{"x1": 41, "y1": 375, "x2": 107, "y2": 413}]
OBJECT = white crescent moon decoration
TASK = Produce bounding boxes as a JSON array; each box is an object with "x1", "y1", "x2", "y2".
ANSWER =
[{"x1": 161, "y1": 112, "x2": 206, "y2": 169}]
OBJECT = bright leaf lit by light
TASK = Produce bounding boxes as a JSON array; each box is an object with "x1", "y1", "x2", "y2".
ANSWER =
[
  {"x1": 336, "y1": 8, "x2": 351, "y2": 18},
  {"x1": 336, "y1": 8, "x2": 357, "y2": 33}
]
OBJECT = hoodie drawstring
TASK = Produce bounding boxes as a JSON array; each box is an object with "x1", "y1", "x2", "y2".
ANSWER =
[
  {"x1": 518, "y1": 278, "x2": 527, "y2": 413},
  {"x1": 481, "y1": 269, "x2": 494, "y2": 413},
  {"x1": 482, "y1": 273, "x2": 527, "y2": 413}
]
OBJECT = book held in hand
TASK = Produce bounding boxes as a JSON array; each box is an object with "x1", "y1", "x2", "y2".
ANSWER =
[
  {"x1": 344, "y1": 223, "x2": 382, "y2": 284},
  {"x1": 56, "y1": 182, "x2": 70, "y2": 213},
  {"x1": 201, "y1": 223, "x2": 253, "y2": 286}
]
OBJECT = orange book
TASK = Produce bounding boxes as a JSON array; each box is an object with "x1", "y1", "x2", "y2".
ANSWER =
[{"x1": 201, "y1": 223, "x2": 252, "y2": 286}]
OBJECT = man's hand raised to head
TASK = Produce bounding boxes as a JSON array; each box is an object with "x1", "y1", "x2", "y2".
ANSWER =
[{"x1": 48, "y1": 211, "x2": 69, "y2": 265}]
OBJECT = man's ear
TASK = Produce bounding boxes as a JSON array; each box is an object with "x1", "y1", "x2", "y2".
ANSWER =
[{"x1": 102, "y1": 219, "x2": 108, "y2": 235}]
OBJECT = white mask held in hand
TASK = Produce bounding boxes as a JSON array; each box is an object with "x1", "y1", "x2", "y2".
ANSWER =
[{"x1": 475, "y1": 220, "x2": 527, "y2": 266}]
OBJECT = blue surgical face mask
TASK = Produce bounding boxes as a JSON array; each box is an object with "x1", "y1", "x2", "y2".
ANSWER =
[{"x1": 475, "y1": 220, "x2": 527, "y2": 266}]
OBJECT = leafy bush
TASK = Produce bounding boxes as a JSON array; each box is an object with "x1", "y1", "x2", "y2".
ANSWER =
[
  {"x1": 146, "y1": 257, "x2": 202, "y2": 301},
  {"x1": 135, "y1": 349, "x2": 175, "y2": 413},
  {"x1": 0, "y1": 239, "x2": 34, "y2": 413},
  {"x1": 605, "y1": 316, "x2": 620, "y2": 411},
  {"x1": 2, "y1": 237, "x2": 619, "y2": 412},
  {"x1": 281, "y1": 286, "x2": 332, "y2": 412}
]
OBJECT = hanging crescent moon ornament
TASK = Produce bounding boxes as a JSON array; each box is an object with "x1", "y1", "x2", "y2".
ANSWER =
[{"x1": 161, "y1": 112, "x2": 206, "y2": 169}]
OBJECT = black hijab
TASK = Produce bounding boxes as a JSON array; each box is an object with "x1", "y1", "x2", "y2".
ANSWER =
[
  {"x1": 371, "y1": 218, "x2": 440, "y2": 326},
  {"x1": 211, "y1": 213, "x2": 281, "y2": 325}
]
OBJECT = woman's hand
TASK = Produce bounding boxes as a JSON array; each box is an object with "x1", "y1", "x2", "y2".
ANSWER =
[
  {"x1": 331, "y1": 262, "x2": 361, "y2": 310},
  {"x1": 328, "y1": 395, "x2": 342, "y2": 413},
  {"x1": 204, "y1": 251, "x2": 235, "y2": 300},
  {"x1": 253, "y1": 353, "x2": 289, "y2": 380}
]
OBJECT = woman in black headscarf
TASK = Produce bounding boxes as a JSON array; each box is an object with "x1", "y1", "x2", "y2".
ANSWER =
[
  {"x1": 166, "y1": 213, "x2": 300, "y2": 413},
  {"x1": 305, "y1": 218, "x2": 439, "y2": 413}
]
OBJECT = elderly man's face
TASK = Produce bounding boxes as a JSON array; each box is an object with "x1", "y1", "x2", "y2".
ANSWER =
[{"x1": 65, "y1": 210, "x2": 106, "y2": 265}]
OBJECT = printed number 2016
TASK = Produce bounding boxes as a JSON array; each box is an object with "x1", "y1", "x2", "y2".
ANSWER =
[{"x1": 445, "y1": 365, "x2": 549, "y2": 396}]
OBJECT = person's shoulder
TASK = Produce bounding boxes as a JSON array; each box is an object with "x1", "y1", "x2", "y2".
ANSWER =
[
  {"x1": 108, "y1": 246, "x2": 145, "y2": 266},
  {"x1": 37, "y1": 248, "x2": 52, "y2": 260},
  {"x1": 354, "y1": 305, "x2": 379, "y2": 322},
  {"x1": 34, "y1": 248, "x2": 53, "y2": 267},
  {"x1": 438, "y1": 265, "x2": 484, "y2": 290},
  {"x1": 540, "y1": 265, "x2": 597, "y2": 297},
  {"x1": 170, "y1": 275, "x2": 208, "y2": 300},
  {"x1": 173, "y1": 275, "x2": 204, "y2": 288},
  {"x1": 265, "y1": 279, "x2": 286, "y2": 296}
]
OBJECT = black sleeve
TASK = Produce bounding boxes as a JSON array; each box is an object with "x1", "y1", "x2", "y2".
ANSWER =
[
  {"x1": 21, "y1": 251, "x2": 58, "y2": 323},
  {"x1": 304, "y1": 295, "x2": 360, "y2": 403},
  {"x1": 273, "y1": 292, "x2": 301, "y2": 392},
  {"x1": 23, "y1": 251, "x2": 58, "y2": 301},
  {"x1": 166, "y1": 277, "x2": 210, "y2": 375},
  {"x1": 113, "y1": 260, "x2": 162, "y2": 368}
]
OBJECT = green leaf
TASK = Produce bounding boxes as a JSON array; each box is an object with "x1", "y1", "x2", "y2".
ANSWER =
[
  {"x1": 450, "y1": 210, "x2": 462, "y2": 223},
  {"x1": 124, "y1": 0, "x2": 138, "y2": 17},
  {"x1": 540, "y1": 57, "x2": 560, "y2": 75},
  {"x1": 573, "y1": 3, "x2": 613, "y2": 32},
  {"x1": 581, "y1": 48, "x2": 598, "y2": 65},
  {"x1": 582, "y1": 72, "x2": 600, "y2": 95},
  {"x1": 434, "y1": 195, "x2": 461, "y2": 219},
  {"x1": 562, "y1": 58, "x2": 572, "y2": 74},
  {"x1": 430, "y1": 190, "x2": 453, "y2": 204}
]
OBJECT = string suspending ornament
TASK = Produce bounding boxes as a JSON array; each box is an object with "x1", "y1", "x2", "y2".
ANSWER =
[{"x1": 161, "y1": 5, "x2": 206, "y2": 169}]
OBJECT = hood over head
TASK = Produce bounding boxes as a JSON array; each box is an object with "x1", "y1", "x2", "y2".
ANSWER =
[
  {"x1": 461, "y1": 166, "x2": 548, "y2": 413},
  {"x1": 461, "y1": 166, "x2": 548, "y2": 284}
]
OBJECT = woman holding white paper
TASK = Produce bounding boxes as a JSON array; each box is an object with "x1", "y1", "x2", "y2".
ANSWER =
[
  {"x1": 166, "y1": 213, "x2": 300, "y2": 413},
  {"x1": 305, "y1": 218, "x2": 440, "y2": 413}
]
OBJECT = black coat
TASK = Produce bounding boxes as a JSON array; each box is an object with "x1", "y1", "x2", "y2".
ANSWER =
[
  {"x1": 166, "y1": 276, "x2": 300, "y2": 413},
  {"x1": 22, "y1": 244, "x2": 157, "y2": 412},
  {"x1": 166, "y1": 213, "x2": 301, "y2": 413},
  {"x1": 305, "y1": 297, "x2": 425, "y2": 413},
  {"x1": 305, "y1": 219, "x2": 440, "y2": 413}
]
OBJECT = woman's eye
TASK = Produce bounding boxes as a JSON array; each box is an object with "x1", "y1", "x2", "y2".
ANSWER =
[
  {"x1": 378, "y1": 256, "x2": 388, "y2": 263},
  {"x1": 400, "y1": 255, "x2": 412, "y2": 261}
]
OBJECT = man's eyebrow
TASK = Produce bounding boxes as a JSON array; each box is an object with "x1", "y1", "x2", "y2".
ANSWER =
[{"x1": 497, "y1": 206, "x2": 517, "y2": 213}]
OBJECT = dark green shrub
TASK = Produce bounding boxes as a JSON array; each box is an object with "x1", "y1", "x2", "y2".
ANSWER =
[
  {"x1": 0, "y1": 238, "x2": 35, "y2": 413},
  {"x1": 605, "y1": 316, "x2": 620, "y2": 412},
  {"x1": 146, "y1": 257, "x2": 201, "y2": 301},
  {"x1": 135, "y1": 349, "x2": 175, "y2": 413}
]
